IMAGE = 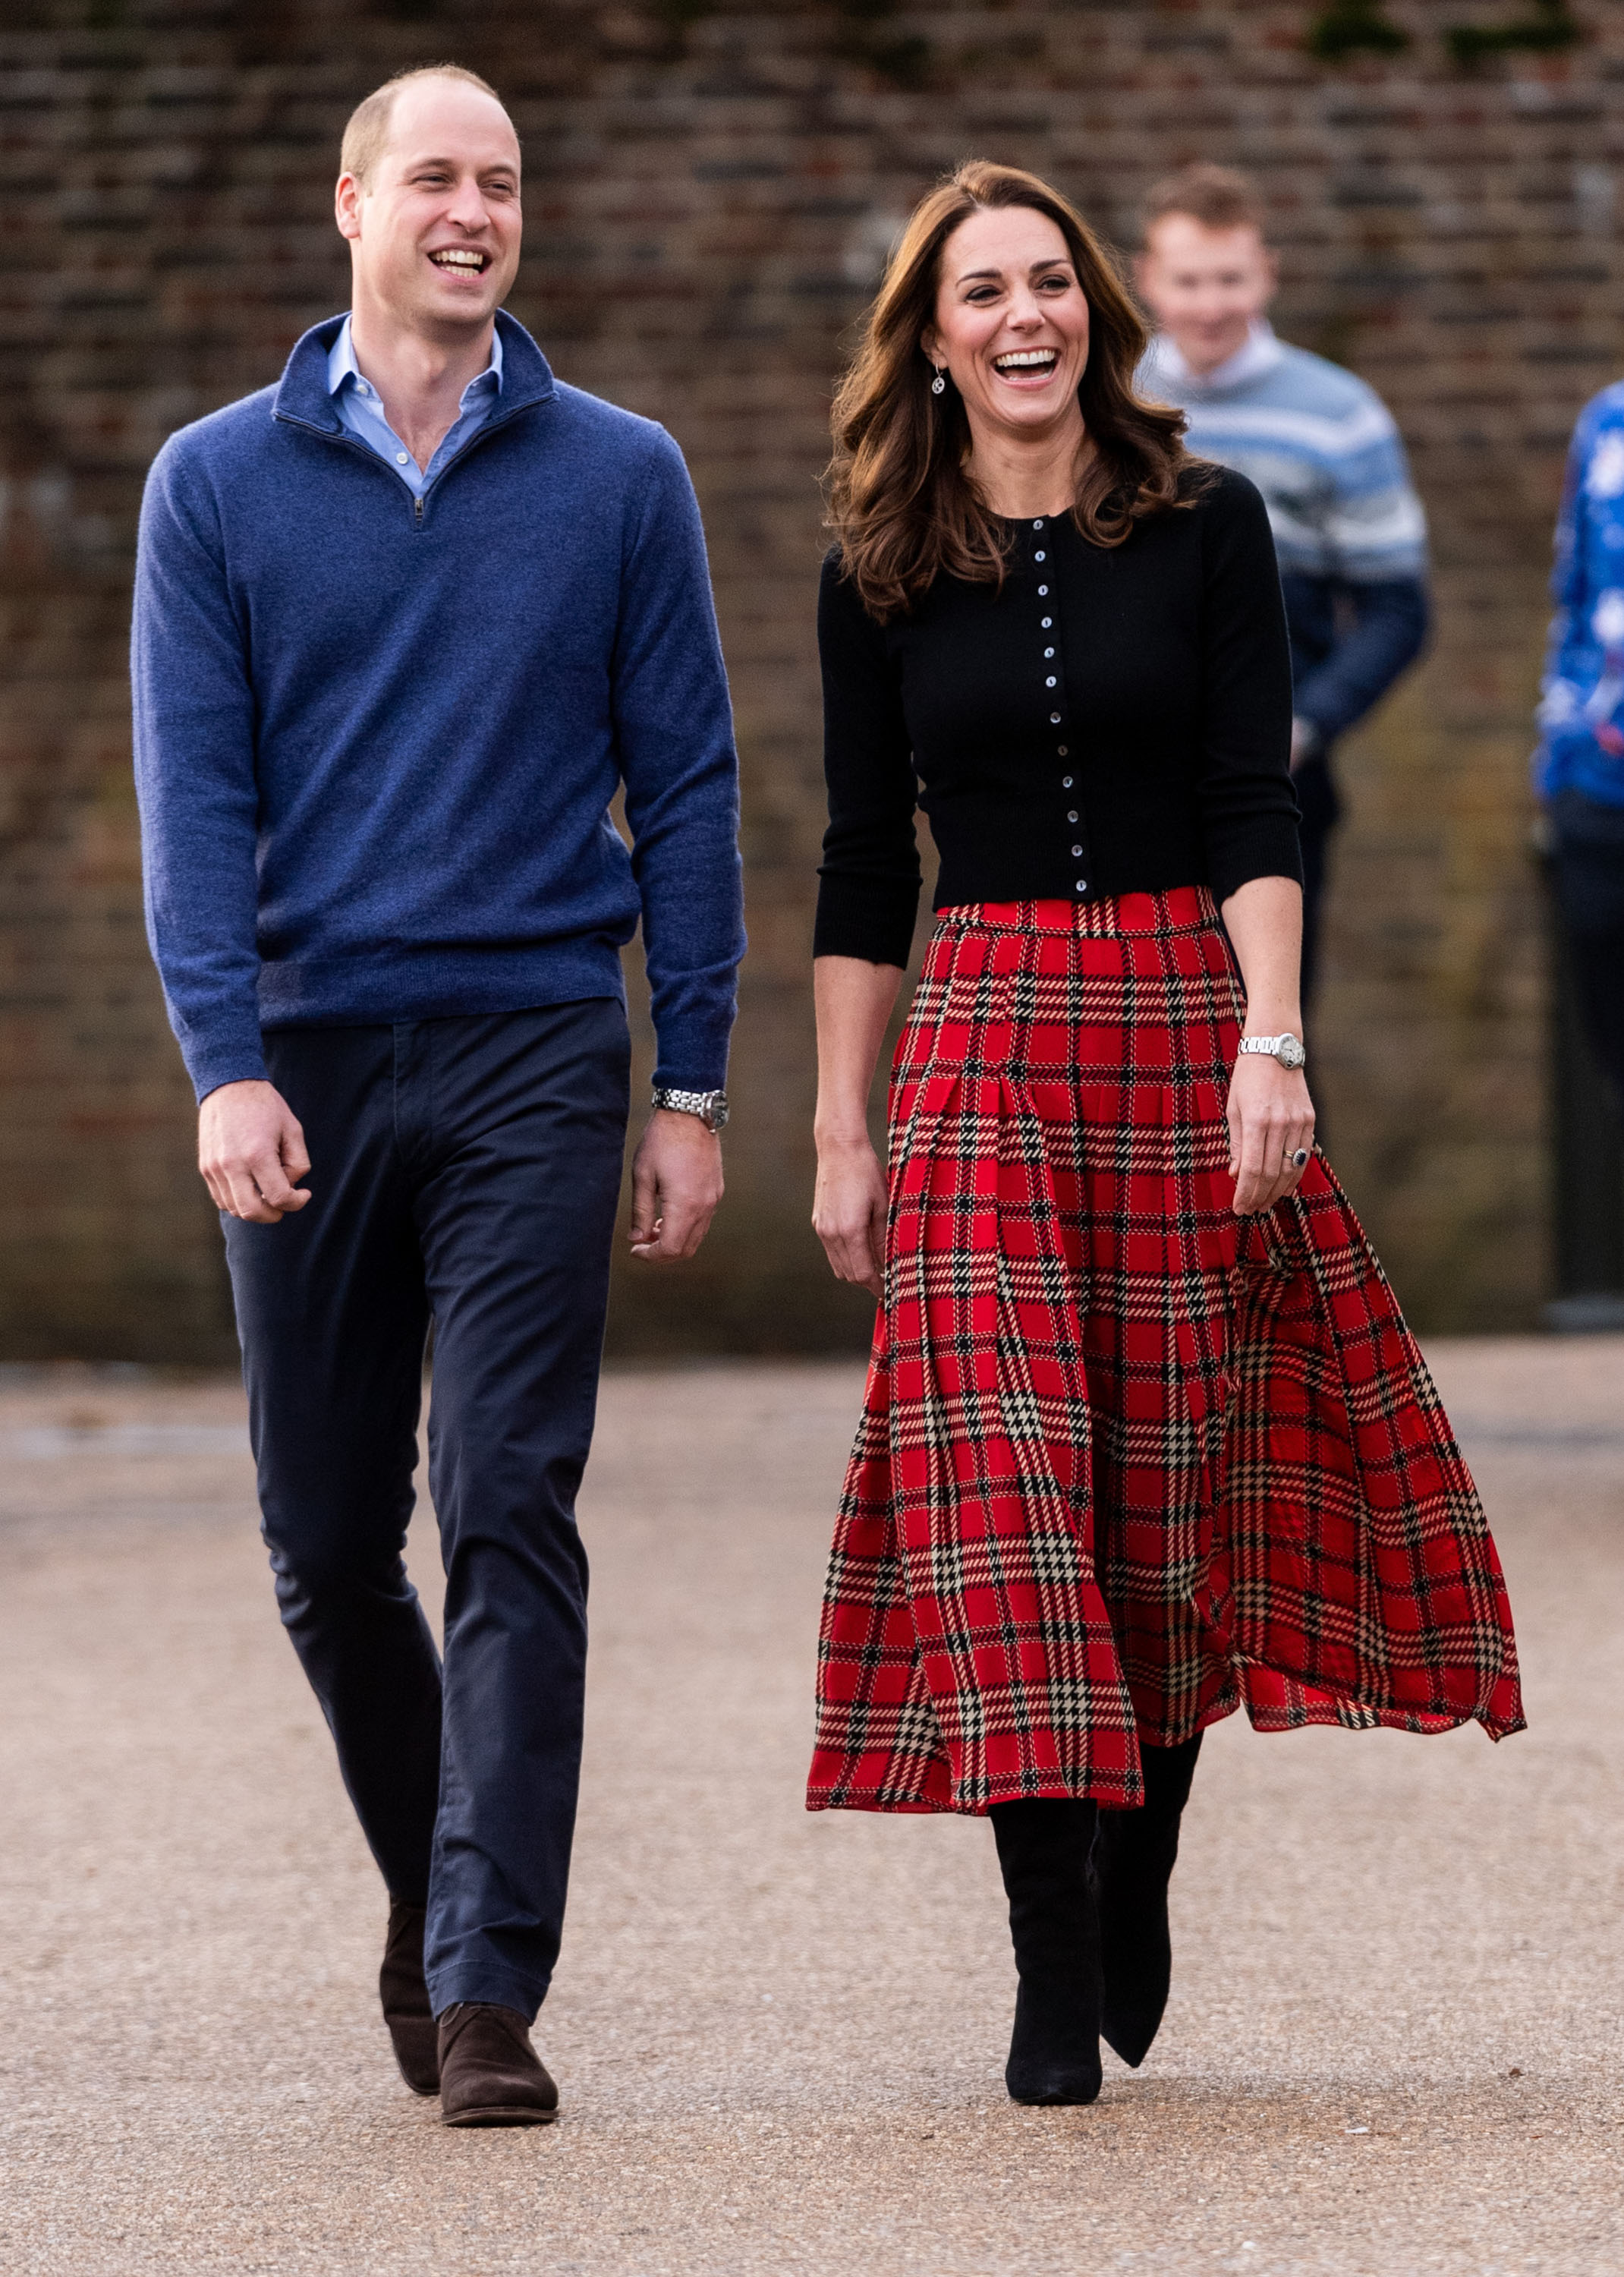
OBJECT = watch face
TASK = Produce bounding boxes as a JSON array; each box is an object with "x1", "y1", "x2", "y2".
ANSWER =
[{"x1": 1279, "y1": 1035, "x2": 1305, "y2": 1070}]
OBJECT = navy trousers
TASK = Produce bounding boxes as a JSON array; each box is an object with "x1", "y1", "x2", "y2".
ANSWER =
[
  {"x1": 223, "y1": 1000, "x2": 630, "y2": 2020},
  {"x1": 1294, "y1": 753, "x2": 1341, "y2": 1014}
]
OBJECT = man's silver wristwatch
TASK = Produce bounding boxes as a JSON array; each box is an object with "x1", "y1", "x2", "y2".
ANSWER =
[
  {"x1": 1237, "y1": 1032, "x2": 1307, "y2": 1072},
  {"x1": 652, "y1": 1085, "x2": 729, "y2": 1132}
]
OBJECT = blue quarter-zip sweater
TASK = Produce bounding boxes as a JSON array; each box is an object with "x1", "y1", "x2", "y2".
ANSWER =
[{"x1": 133, "y1": 311, "x2": 745, "y2": 1102}]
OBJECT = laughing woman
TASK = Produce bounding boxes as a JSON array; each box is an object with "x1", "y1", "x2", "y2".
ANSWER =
[{"x1": 806, "y1": 162, "x2": 1524, "y2": 2107}]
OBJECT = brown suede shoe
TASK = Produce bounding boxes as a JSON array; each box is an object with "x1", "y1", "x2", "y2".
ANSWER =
[
  {"x1": 379, "y1": 1900, "x2": 439, "y2": 2096},
  {"x1": 438, "y1": 2003, "x2": 559, "y2": 2127}
]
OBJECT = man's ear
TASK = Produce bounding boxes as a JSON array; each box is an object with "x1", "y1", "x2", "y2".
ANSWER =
[{"x1": 335, "y1": 171, "x2": 364, "y2": 245}]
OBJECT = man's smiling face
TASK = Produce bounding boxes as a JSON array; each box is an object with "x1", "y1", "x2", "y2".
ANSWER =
[
  {"x1": 337, "y1": 77, "x2": 522, "y2": 341},
  {"x1": 1135, "y1": 213, "x2": 1275, "y2": 377}
]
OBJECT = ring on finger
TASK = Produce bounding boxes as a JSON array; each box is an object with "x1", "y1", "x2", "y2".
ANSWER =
[{"x1": 1282, "y1": 1147, "x2": 1309, "y2": 1171}]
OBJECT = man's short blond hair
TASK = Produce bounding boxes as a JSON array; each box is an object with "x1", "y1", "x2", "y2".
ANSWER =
[
  {"x1": 1142, "y1": 162, "x2": 1266, "y2": 244},
  {"x1": 340, "y1": 65, "x2": 511, "y2": 188}
]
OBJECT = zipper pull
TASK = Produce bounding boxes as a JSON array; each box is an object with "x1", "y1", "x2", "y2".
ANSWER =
[{"x1": 414, "y1": 495, "x2": 424, "y2": 526}]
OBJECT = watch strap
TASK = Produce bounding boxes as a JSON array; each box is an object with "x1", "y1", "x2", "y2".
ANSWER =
[
  {"x1": 652, "y1": 1085, "x2": 729, "y2": 1129},
  {"x1": 1237, "y1": 1033, "x2": 1306, "y2": 1069}
]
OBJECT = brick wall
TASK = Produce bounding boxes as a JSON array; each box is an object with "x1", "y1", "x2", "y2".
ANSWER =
[{"x1": 2, "y1": 0, "x2": 1620, "y2": 1360}]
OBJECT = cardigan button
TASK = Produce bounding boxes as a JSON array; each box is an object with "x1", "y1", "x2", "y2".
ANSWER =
[
  {"x1": 1034, "y1": 550, "x2": 1046, "y2": 562},
  {"x1": 1057, "y1": 746, "x2": 1069, "y2": 757},
  {"x1": 1050, "y1": 713, "x2": 1062, "y2": 724},
  {"x1": 1067, "y1": 810, "x2": 1078, "y2": 823},
  {"x1": 1045, "y1": 676, "x2": 1057, "y2": 688},
  {"x1": 1071, "y1": 845, "x2": 1084, "y2": 858},
  {"x1": 1062, "y1": 774, "x2": 1073, "y2": 787},
  {"x1": 1075, "y1": 878, "x2": 1088, "y2": 894},
  {"x1": 1038, "y1": 584, "x2": 1048, "y2": 596}
]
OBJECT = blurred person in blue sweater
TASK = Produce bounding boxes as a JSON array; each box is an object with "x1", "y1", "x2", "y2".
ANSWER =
[
  {"x1": 1136, "y1": 165, "x2": 1431, "y2": 1010},
  {"x1": 1535, "y1": 382, "x2": 1624, "y2": 1106},
  {"x1": 132, "y1": 65, "x2": 744, "y2": 2127}
]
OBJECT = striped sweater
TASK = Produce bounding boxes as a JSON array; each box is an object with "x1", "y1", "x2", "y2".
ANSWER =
[
  {"x1": 1138, "y1": 323, "x2": 1427, "y2": 583},
  {"x1": 1138, "y1": 322, "x2": 1430, "y2": 753}
]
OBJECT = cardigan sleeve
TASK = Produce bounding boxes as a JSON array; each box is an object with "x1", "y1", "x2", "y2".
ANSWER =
[
  {"x1": 813, "y1": 552, "x2": 923, "y2": 965},
  {"x1": 1194, "y1": 471, "x2": 1304, "y2": 902}
]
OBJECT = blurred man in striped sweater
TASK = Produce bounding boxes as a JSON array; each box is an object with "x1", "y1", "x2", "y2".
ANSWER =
[{"x1": 1136, "y1": 164, "x2": 1431, "y2": 1009}]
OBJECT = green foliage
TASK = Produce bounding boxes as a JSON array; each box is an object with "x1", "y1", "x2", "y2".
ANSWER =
[
  {"x1": 867, "y1": 35, "x2": 932, "y2": 89},
  {"x1": 1305, "y1": 1, "x2": 1411, "y2": 60},
  {"x1": 836, "y1": 0, "x2": 933, "y2": 90},
  {"x1": 1446, "y1": 1, "x2": 1582, "y2": 67},
  {"x1": 1305, "y1": 0, "x2": 1583, "y2": 67}
]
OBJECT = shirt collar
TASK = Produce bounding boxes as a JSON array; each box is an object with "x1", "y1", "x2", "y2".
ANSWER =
[
  {"x1": 326, "y1": 312, "x2": 505, "y2": 411},
  {"x1": 1144, "y1": 318, "x2": 1284, "y2": 400}
]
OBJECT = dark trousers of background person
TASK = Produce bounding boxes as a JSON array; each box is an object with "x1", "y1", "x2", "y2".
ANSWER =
[
  {"x1": 224, "y1": 1000, "x2": 631, "y2": 2023},
  {"x1": 1294, "y1": 752, "x2": 1342, "y2": 1015},
  {"x1": 1550, "y1": 788, "x2": 1624, "y2": 1107},
  {"x1": 1282, "y1": 571, "x2": 1430, "y2": 1019}
]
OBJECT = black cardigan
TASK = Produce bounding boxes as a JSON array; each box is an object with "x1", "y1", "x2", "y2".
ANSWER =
[{"x1": 813, "y1": 466, "x2": 1301, "y2": 966}]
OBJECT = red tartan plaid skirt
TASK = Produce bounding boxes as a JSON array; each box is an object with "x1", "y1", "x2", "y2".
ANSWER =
[{"x1": 807, "y1": 888, "x2": 1525, "y2": 1816}]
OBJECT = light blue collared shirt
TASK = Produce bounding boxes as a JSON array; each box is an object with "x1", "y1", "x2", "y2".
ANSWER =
[{"x1": 326, "y1": 313, "x2": 503, "y2": 498}]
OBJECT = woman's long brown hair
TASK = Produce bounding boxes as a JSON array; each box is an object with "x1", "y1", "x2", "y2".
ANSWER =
[{"x1": 827, "y1": 159, "x2": 1207, "y2": 619}]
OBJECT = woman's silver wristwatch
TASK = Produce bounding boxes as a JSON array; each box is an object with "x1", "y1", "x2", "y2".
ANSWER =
[
  {"x1": 652, "y1": 1085, "x2": 729, "y2": 1132},
  {"x1": 1237, "y1": 1032, "x2": 1307, "y2": 1071}
]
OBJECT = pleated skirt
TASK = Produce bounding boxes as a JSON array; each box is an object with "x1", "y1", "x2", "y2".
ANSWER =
[{"x1": 807, "y1": 888, "x2": 1525, "y2": 1816}]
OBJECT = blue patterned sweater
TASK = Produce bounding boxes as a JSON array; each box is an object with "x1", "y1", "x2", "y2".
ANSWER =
[{"x1": 1536, "y1": 379, "x2": 1624, "y2": 811}]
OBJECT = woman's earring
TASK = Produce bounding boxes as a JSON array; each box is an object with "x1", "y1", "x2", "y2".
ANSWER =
[{"x1": 931, "y1": 366, "x2": 946, "y2": 396}]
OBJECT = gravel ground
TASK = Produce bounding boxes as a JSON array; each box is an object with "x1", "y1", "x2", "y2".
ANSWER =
[{"x1": 0, "y1": 1340, "x2": 1620, "y2": 2277}]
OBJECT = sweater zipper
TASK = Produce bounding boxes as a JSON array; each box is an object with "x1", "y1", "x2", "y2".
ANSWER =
[
  {"x1": 409, "y1": 401, "x2": 536, "y2": 527},
  {"x1": 275, "y1": 398, "x2": 544, "y2": 534}
]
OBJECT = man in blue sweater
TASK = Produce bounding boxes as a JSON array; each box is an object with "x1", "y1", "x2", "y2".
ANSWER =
[
  {"x1": 1136, "y1": 164, "x2": 1431, "y2": 1009},
  {"x1": 132, "y1": 65, "x2": 745, "y2": 2125}
]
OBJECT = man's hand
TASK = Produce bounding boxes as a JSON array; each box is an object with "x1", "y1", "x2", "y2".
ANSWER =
[
  {"x1": 199, "y1": 1079, "x2": 312, "y2": 1224},
  {"x1": 628, "y1": 1108, "x2": 723, "y2": 1261}
]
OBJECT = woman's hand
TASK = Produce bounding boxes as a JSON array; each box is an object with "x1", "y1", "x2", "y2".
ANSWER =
[
  {"x1": 813, "y1": 1133, "x2": 889, "y2": 1296},
  {"x1": 811, "y1": 956, "x2": 905, "y2": 1299},
  {"x1": 1226, "y1": 1050, "x2": 1315, "y2": 1216},
  {"x1": 1217, "y1": 877, "x2": 1314, "y2": 1215}
]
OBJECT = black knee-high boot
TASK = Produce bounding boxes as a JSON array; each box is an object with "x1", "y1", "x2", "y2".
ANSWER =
[
  {"x1": 990, "y1": 1797, "x2": 1102, "y2": 2106},
  {"x1": 1091, "y1": 1731, "x2": 1202, "y2": 2068}
]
